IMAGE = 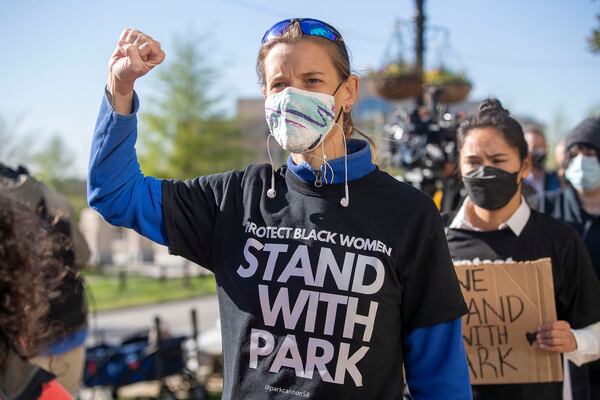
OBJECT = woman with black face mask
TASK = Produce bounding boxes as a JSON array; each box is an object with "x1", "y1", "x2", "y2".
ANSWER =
[{"x1": 442, "y1": 99, "x2": 600, "y2": 400}]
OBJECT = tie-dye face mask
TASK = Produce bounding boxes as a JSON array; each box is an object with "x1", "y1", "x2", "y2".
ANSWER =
[{"x1": 265, "y1": 87, "x2": 338, "y2": 154}]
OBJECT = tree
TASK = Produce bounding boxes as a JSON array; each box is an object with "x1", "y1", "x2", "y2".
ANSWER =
[
  {"x1": 139, "y1": 33, "x2": 247, "y2": 179},
  {"x1": 548, "y1": 107, "x2": 571, "y2": 145},
  {"x1": 589, "y1": 0, "x2": 600, "y2": 54},
  {"x1": 587, "y1": 103, "x2": 600, "y2": 117},
  {"x1": 0, "y1": 115, "x2": 77, "y2": 185},
  {"x1": 0, "y1": 114, "x2": 35, "y2": 168},
  {"x1": 32, "y1": 134, "x2": 76, "y2": 188},
  {"x1": 0, "y1": 126, "x2": 86, "y2": 216},
  {"x1": 590, "y1": 15, "x2": 600, "y2": 53}
]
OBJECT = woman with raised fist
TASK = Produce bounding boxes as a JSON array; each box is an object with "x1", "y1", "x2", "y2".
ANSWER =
[{"x1": 89, "y1": 20, "x2": 471, "y2": 399}]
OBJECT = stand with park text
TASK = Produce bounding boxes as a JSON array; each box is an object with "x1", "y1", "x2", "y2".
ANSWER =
[{"x1": 454, "y1": 258, "x2": 563, "y2": 385}]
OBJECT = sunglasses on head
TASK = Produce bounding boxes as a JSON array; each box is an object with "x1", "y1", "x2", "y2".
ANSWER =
[{"x1": 261, "y1": 18, "x2": 344, "y2": 44}]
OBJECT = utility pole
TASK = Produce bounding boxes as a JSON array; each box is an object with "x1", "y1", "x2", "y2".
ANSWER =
[{"x1": 414, "y1": 0, "x2": 426, "y2": 104}]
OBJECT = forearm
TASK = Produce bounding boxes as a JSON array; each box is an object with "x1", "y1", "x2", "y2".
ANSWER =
[
  {"x1": 87, "y1": 89, "x2": 167, "y2": 245},
  {"x1": 106, "y1": 76, "x2": 134, "y2": 115}
]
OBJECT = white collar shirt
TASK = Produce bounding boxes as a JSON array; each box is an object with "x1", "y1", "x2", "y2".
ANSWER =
[{"x1": 448, "y1": 196, "x2": 531, "y2": 236}]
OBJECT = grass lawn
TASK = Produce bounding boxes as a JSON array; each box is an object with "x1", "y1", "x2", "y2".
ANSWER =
[{"x1": 84, "y1": 271, "x2": 217, "y2": 312}]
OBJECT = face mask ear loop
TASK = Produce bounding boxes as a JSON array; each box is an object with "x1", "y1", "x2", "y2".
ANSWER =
[
  {"x1": 266, "y1": 134, "x2": 276, "y2": 199},
  {"x1": 335, "y1": 122, "x2": 349, "y2": 207}
]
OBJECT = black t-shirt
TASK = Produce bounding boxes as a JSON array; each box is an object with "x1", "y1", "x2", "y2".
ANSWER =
[
  {"x1": 162, "y1": 164, "x2": 467, "y2": 400},
  {"x1": 444, "y1": 210, "x2": 600, "y2": 400}
]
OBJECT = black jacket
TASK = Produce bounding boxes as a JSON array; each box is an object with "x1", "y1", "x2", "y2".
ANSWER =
[{"x1": 541, "y1": 185, "x2": 600, "y2": 389}]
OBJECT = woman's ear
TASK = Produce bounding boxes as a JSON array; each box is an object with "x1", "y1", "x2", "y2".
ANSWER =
[
  {"x1": 342, "y1": 74, "x2": 359, "y2": 106},
  {"x1": 519, "y1": 155, "x2": 532, "y2": 183},
  {"x1": 262, "y1": 86, "x2": 267, "y2": 99}
]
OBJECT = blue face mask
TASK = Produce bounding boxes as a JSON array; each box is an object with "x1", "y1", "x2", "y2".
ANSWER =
[{"x1": 565, "y1": 154, "x2": 600, "y2": 191}]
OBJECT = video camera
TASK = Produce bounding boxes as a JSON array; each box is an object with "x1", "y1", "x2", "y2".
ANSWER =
[{"x1": 383, "y1": 87, "x2": 462, "y2": 197}]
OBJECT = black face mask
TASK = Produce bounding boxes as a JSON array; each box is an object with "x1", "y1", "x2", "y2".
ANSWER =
[
  {"x1": 462, "y1": 166, "x2": 520, "y2": 210},
  {"x1": 531, "y1": 150, "x2": 547, "y2": 169}
]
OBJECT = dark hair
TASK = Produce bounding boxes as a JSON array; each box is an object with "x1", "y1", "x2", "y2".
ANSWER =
[
  {"x1": 457, "y1": 98, "x2": 528, "y2": 161},
  {"x1": 523, "y1": 124, "x2": 546, "y2": 140},
  {"x1": 0, "y1": 194, "x2": 66, "y2": 367}
]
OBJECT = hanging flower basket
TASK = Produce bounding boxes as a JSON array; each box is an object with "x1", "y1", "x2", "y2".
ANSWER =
[
  {"x1": 370, "y1": 63, "x2": 424, "y2": 100},
  {"x1": 436, "y1": 82, "x2": 471, "y2": 104},
  {"x1": 374, "y1": 73, "x2": 424, "y2": 100},
  {"x1": 425, "y1": 68, "x2": 472, "y2": 104}
]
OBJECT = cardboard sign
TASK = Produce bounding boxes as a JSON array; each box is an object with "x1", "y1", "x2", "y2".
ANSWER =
[{"x1": 454, "y1": 258, "x2": 563, "y2": 385}]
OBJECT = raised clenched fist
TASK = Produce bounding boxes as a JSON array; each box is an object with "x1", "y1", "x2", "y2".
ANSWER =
[{"x1": 108, "y1": 28, "x2": 165, "y2": 96}]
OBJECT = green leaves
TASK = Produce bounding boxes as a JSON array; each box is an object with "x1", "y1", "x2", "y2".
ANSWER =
[
  {"x1": 139, "y1": 33, "x2": 248, "y2": 179},
  {"x1": 589, "y1": 15, "x2": 600, "y2": 54}
]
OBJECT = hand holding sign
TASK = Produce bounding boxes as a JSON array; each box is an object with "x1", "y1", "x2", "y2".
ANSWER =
[
  {"x1": 455, "y1": 258, "x2": 563, "y2": 384},
  {"x1": 536, "y1": 320, "x2": 577, "y2": 353}
]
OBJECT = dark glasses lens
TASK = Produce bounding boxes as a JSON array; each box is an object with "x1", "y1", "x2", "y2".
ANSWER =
[
  {"x1": 299, "y1": 19, "x2": 341, "y2": 41},
  {"x1": 261, "y1": 19, "x2": 294, "y2": 43},
  {"x1": 261, "y1": 18, "x2": 343, "y2": 44}
]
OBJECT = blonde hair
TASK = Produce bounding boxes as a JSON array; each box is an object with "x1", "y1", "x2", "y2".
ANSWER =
[{"x1": 256, "y1": 21, "x2": 376, "y2": 153}]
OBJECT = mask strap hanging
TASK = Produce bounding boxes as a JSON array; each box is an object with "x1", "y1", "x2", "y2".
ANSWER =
[
  {"x1": 321, "y1": 141, "x2": 336, "y2": 184},
  {"x1": 334, "y1": 121, "x2": 349, "y2": 208},
  {"x1": 266, "y1": 134, "x2": 277, "y2": 199}
]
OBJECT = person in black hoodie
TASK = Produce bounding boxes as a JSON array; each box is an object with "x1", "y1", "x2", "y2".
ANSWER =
[
  {"x1": 443, "y1": 99, "x2": 600, "y2": 400},
  {"x1": 540, "y1": 117, "x2": 600, "y2": 398}
]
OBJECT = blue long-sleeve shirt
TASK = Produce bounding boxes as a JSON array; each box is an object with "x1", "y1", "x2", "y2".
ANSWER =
[
  {"x1": 88, "y1": 90, "x2": 471, "y2": 399},
  {"x1": 88, "y1": 90, "x2": 166, "y2": 244}
]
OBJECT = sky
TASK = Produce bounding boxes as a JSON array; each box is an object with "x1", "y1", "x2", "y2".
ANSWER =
[{"x1": 1, "y1": 0, "x2": 599, "y2": 175}]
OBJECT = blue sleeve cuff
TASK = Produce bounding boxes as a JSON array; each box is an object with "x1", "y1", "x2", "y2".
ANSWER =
[{"x1": 404, "y1": 318, "x2": 472, "y2": 400}]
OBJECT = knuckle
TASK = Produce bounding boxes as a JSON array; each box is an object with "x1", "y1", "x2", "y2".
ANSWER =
[{"x1": 127, "y1": 29, "x2": 141, "y2": 41}]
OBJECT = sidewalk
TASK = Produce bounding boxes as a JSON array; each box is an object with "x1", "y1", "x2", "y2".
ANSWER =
[{"x1": 87, "y1": 294, "x2": 220, "y2": 347}]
